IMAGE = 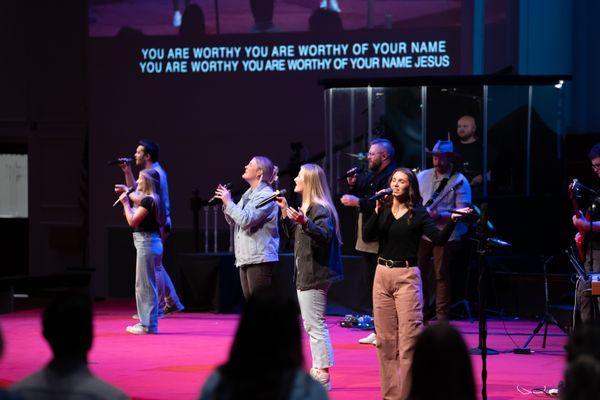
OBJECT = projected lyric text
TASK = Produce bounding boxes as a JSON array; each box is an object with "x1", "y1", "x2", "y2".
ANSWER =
[{"x1": 138, "y1": 40, "x2": 452, "y2": 75}]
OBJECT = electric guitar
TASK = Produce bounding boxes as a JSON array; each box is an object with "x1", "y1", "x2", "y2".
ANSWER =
[
  {"x1": 426, "y1": 180, "x2": 465, "y2": 214},
  {"x1": 569, "y1": 179, "x2": 589, "y2": 261}
]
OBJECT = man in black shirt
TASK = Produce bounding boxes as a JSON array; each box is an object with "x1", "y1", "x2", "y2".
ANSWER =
[
  {"x1": 340, "y1": 138, "x2": 397, "y2": 345},
  {"x1": 572, "y1": 143, "x2": 600, "y2": 323},
  {"x1": 454, "y1": 115, "x2": 494, "y2": 199}
]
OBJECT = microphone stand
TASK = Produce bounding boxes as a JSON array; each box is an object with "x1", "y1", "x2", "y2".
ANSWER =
[
  {"x1": 468, "y1": 203, "x2": 505, "y2": 400},
  {"x1": 514, "y1": 255, "x2": 569, "y2": 354}
]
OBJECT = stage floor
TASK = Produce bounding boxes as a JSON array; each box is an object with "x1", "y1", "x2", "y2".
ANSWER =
[{"x1": 0, "y1": 300, "x2": 567, "y2": 399}]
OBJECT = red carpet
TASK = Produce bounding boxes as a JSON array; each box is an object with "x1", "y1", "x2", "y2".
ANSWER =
[{"x1": 0, "y1": 300, "x2": 566, "y2": 399}]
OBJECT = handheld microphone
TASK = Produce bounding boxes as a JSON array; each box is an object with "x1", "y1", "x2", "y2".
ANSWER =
[
  {"x1": 208, "y1": 182, "x2": 233, "y2": 205},
  {"x1": 256, "y1": 189, "x2": 287, "y2": 208},
  {"x1": 368, "y1": 188, "x2": 392, "y2": 201},
  {"x1": 108, "y1": 157, "x2": 133, "y2": 166},
  {"x1": 338, "y1": 166, "x2": 362, "y2": 180},
  {"x1": 113, "y1": 187, "x2": 135, "y2": 207}
]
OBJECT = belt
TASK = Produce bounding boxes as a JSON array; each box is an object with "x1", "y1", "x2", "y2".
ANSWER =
[{"x1": 377, "y1": 257, "x2": 414, "y2": 268}]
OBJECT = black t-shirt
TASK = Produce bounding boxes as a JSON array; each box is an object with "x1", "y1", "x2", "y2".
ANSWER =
[
  {"x1": 134, "y1": 196, "x2": 160, "y2": 233},
  {"x1": 363, "y1": 205, "x2": 455, "y2": 263},
  {"x1": 454, "y1": 140, "x2": 484, "y2": 182}
]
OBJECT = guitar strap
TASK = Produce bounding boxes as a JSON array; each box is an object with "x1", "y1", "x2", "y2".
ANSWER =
[{"x1": 424, "y1": 172, "x2": 454, "y2": 207}]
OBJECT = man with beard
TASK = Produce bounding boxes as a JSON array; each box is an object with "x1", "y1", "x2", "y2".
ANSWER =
[
  {"x1": 341, "y1": 138, "x2": 397, "y2": 345},
  {"x1": 417, "y1": 140, "x2": 471, "y2": 322},
  {"x1": 454, "y1": 115, "x2": 495, "y2": 198}
]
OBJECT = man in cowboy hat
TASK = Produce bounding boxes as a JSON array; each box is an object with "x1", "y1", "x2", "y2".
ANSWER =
[{"x1": 417, "y1": 140, "x2": 471, "y2": 321}]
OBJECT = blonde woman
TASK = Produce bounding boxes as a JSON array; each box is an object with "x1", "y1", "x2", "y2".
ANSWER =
[
  {"x1": 120, "y1": 169, "x2": 165, "y2": 335},
  {"x1": 214, "y1": 156, "x2": 280, "y2": 299},
  {"x1": 275, "y1": 164, "x2": 343, "y2": 391}
]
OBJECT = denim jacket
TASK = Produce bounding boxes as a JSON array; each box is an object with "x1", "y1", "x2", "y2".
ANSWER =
[
  {"x1": 282, "y1": 204, "x2": 343, "y2": 290},
  {"x1": 223, "y1": 182, "x2": 279, "y2": 267}
]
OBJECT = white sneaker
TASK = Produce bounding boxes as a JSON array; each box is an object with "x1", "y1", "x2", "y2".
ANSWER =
[
  {"x1": 126, "y1": 323, "x2": 156, "y2": 335},
  {"x1": 310, "y1": 368, "x2": 331, "y2": 391},
  {"x1": 319, "y1": 0, "x2": 327, "y2": 9},
  {"x1": 173, "y1": 10, "x2": 182, "y2": 27},
  {"x1": 358, "y1": 332, "x2": 377, "y2": 345}
]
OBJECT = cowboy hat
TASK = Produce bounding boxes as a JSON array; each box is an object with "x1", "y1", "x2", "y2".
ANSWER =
[{"x1": 426, "y1": 140, "x2": 461, "y2": 158}]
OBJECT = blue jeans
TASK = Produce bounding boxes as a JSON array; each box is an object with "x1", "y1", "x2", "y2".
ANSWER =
[
  {"x1": 133, "y1": 232, "x2": 163, "y2": 332},
  {"x1": 297, "y1": 287, "x2": 334, "y2": 369}
]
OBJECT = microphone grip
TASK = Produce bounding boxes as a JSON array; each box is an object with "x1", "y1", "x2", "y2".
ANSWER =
[
  {"x1": 108, "y1": 157, "x2": 133, "y2": 166},
  {"x1": 256, "y1": 189, "x2": 287, "y2": 208},
  {"x1": 207, "y1": 182, "x2": 232, "y2": 205},
  {"x1": 368, "y1": 188, "x2": 392, "y2": 201},
  {"x1": 113, "y1": 187, "x2": 135, "y2": 207}
]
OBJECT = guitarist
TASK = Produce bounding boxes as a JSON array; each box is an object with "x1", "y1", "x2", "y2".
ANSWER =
[
  {"x1": 417, "y1": 140, "x2": 471, "y2": 321},
  {"x1": 572, "y1": 143, "x2": 600, "y2": 323}
]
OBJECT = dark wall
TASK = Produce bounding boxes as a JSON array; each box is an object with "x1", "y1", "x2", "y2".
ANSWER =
[{"x1": 0, "y1": 1, "x2": 88, "y2": 278}]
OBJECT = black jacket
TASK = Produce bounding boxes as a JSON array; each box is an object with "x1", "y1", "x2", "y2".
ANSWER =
[
  {"x1": 282, "y1": 204, "x2": 343, "y2": 290},
  {"x1": 349, "y1": 162, "x2": 398, "y2": 217}
]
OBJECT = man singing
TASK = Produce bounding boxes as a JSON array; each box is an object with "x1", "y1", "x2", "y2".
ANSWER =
[{"x1": 340, "y1": 138, "x2": 397, "y2": 345}]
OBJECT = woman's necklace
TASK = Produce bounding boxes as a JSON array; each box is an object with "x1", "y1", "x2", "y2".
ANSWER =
[{"x1": 391, "y1": 204, "x2": 408, "y2": 219}]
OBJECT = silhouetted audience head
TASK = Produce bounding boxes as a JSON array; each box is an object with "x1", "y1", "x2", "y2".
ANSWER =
[
  {"x1": 0, "y1": 323, "x2": 3, "y2": 359},
  {"x1": 561, "y1": 323, "x2": 600, "y2": 400},
  {"x1": 250, "y1": 0, "x2": 275, "y2": 32},
  {"x1": 561, "y1": 356, "x2": 600, "y2": 400},
  {"x1": 408, "y1": 324, "x2": 476, "y2": 400},
  {"x1": 43, "y1": 293, "x2": 93, "y2": 359},
  {"x1": 214, "y1": 286, "x2": 303, "y2": 399},
  {"x1": 179, "y1": 4, "x2": 206, "y2": 39},
  {"x1": 308, "y1": 9, "x2": 343, "y2": 33},
  {"x1": 566, "y1": 324, "x2": 600, "y2": 363}
]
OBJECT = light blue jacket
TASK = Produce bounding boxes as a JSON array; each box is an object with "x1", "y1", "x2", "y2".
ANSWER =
[{"x1": 223, "y1": 182, "x2": 279, "y2": 267}]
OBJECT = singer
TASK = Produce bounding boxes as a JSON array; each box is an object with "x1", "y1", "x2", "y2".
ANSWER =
[
  {"x1": 213, "y1": 156, "x2": 279, "y2": 299},
  {"x1": 362, "y1": 168, "x2": 470, "y2": 399},
  {"x1": 114, "y1": 140, "x2": 184, "y2": 319},
  {"x1": 275, "y1": 164, "x2": 343, "y2": 391},
  {"x1": 340, "y1": 138, "x2": 397, "y2": 346},
  {"x1": 120, "y1": 169, "x2": 165, "y2": 335}
]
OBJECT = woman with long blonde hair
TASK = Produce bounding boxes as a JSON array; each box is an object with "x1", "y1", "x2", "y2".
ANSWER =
[
  {"x1": 120, "y1": 168, "x2": 165, "y2": 334},
  {"x1": 275, "y1": 164, "x2": 343, "y2": 391}
]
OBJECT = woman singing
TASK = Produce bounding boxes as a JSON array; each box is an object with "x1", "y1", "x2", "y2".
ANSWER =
[
  {"x1": 214, "y1": 156, "x2": 279, "y2": 299},
  {"x1": 362, "y1": 168, "x2": 469, "y2": 399},
  {"x1": 275, "y1": 164, "x2": 343, "y2": 391},
  {"x1": 120, "y1": 169, "x2": 165, "y2": 335}
]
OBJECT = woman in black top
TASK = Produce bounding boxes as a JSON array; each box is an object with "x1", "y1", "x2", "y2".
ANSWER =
[
  {"x1": 275, "y1": 164, "x2": 343, "y2": 391},
  {"x1": 120, "y1": 169, "x2": 165, "y2": 335},
  {"x1": 363, "y1": 167, "x2": 469, "y2": 400}
]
